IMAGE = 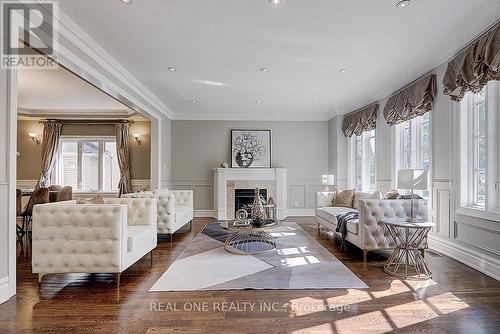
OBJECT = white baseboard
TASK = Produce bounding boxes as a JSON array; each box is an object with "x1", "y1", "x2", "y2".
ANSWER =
[
  {"x1": 286, "y1": 209, "x2": 315, "y2": 217},
  {"x1": 193, "y1": 210, "x2": 216, "y2": 218},
  {"x1": 0, "y1": 277, "x2": 12, "y2": 304},
  {"x1": 428, "y1": 234, "x2": 500, "y2": 281}
]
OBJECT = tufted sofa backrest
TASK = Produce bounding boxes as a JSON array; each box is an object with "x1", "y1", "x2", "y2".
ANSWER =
[
  {"x1": 32, "y1": 202, "x2": 127, "y2": 273},
  {"x1": 170, "y1": 190, "x2": 193, "y2": 207},
  {"x1": 359, "y1": 199, "x2": 428, "y2": 250},
  {"x1": 104, "y1": 198, "x2": 157, "y2": 227}
]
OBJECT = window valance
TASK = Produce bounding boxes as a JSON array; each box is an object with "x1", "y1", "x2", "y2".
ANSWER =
[
  {"x1": 443, "y1": 22, "x2": 500, "y2": 102},
  {"x1": 383, "y1": 74, "x2": 437, "y2": 126},
  {"x1": 342, "y1": 103, "x2": 379, "y2": 137}
]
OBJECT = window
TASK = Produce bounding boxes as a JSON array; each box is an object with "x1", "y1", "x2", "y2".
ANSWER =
[
  {"x1": 395, "y1": 113, "x2": 431, "y2": 198},
  {"x1": 459, "y1": 82, "x2": 500, "y2": 214},
  {"x1": 351, "y1": 129, "x2": 376, "y2": 192},
  {"x1": 56, "y1": 138, "x2": 120, "y2": 192}
]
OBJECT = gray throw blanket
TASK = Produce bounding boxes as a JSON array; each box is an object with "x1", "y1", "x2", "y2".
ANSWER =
[{"x1": 336, "y1": 212, "x2": 358, "y2": 251}]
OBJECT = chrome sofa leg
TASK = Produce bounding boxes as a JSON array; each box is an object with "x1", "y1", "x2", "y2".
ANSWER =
[
  {"x1": 169, "y1": 233, "x2": 173, "y2": 246},
  {"x1": 150, "y1": 250, "x2": 154, "y2": 267},
  {"x1": 38, "y1": 273, "x2": 45, "y2": 288},
  {"x1": 114, "y1": 273, "x2": 121, "y2": 289},
  {"x1": 189, "y1": 220, "x2": 193, "y2": 231},
  {"x1": 316, "y1": 222, "x2": 321, "y2": 234},
  {"x1": 363, "y1": 250, "x2": 369, "y2": 263}
]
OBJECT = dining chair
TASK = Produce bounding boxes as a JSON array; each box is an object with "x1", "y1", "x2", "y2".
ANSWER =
[
  {"x1": 16, "y1": 189, "x2": 24, "y2": 251},
  {"x1": 48, "y1": 185, "x2": 62, "y2": 202},
  {"x1": 20, "y1": 187, "x2": 49, "y2": 253},
  {"x1": 56, "y1": 186, "x2": 73, "y2": 202}
]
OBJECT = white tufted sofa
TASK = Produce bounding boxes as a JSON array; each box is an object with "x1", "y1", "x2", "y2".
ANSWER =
[
  {"x1": 315, "y1": 192, "x2": 428, "y2": 261},
  {"x1": 122, "y1": 189, "x2": 193, "y2": 241},
  {"x1": 32, "y1": 197, "x2": 158, "y2": 287}
]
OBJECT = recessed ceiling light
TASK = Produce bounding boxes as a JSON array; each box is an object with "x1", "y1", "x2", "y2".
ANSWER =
[
  {"x1": 121, "y1": 0, "x2": 132, "y2": 4},
  {"x1": 167, "y1": 67, "x2": 176, "y2": 72},
  {"x1": 269, "y1": 0, "x2": 282, "y2": 5},
  {"x1": 260, "y1": 68, "x2": 269, "y2": 72},
  {"x1": 395, "y1": 0, "x2": 411, "y2": 9},
  {"x1": 190, "y1": 99, "x2": 197, "y2": 104},
  {"x1": 256, "y1": 100, "x2": 262, "y2": 104},
  {"x1": 313, "y1": 100, "x2": 319, "y2": 104},
  {"x1": 339, "y1": 68, "x2": 348, "y2": 73}
]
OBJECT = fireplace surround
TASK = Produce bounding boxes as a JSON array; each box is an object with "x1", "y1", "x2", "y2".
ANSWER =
[{"x1": 214, "y1": 168, "x2": 287, "y2": 220}]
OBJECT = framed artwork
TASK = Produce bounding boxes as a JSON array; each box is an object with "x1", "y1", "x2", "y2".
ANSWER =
[{"x1": 231, "y1": 129, "x2": 271, "y2": 168}]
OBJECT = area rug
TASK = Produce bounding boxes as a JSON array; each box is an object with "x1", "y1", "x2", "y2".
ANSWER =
[{"x1": 149, "y1": 222, "x2": 368, "y2": 292}]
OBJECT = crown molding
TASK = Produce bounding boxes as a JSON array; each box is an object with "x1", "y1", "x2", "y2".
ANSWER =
[
  {"x1": 17, "y1": 107, "x2": 140, "y2": 120},
  {"x1": 53, "y1": 7, "x2": 174, "y2": 120}
]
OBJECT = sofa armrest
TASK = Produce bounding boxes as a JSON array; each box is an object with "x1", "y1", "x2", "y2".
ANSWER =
[
  {"x1": 316, "y1": 192, "x2": 336, "y2": 208},
  {"x1": 32, "y1": 203, "x2": 127, "y2": 274},
  {"x1": 170, "y1": 190, "x2": 193, "y2": 208}
]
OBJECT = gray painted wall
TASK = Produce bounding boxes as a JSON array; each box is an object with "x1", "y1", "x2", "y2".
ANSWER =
[{"x1": 171, "y1": 120, "x2": 329, "y2": 211}]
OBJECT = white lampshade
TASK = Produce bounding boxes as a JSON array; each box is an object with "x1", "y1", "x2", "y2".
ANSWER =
[
  {"x1": 397, "y1": 169, "x2": 428, "y2": 190},
  {"x1": 322, "y1": 174, "x2": 335, "y2": 186}
]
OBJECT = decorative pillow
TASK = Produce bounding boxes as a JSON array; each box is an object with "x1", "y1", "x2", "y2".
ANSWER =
[
  {"x1": 332, "y1": 190, "x2": 355, "y2": 208},
  {"x1": 76, "y1": 195, "x2": 104, "y2": 204},
  {"x1": 329, "y1": 188, "x2": 340, "y2": 206},
  {"x1": 382, "y1": 190, "x2": 400, "y2": 200}
]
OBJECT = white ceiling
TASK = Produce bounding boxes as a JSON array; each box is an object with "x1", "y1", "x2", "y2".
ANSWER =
[
  {"x1": 17, "y1": 66, "x2": 130, "y2": 115},
  {"x1": 58, "y1": 0, "x2": 500, "y2": 120}
]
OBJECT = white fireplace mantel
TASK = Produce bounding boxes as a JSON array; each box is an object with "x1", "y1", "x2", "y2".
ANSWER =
[{"x1": 214, "y1": 168, "x2": 288, "y2": 220}]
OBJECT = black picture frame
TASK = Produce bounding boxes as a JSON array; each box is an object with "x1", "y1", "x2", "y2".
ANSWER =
[{"x1": 231, "y1": 129, "x2": 271, "y2": 168}]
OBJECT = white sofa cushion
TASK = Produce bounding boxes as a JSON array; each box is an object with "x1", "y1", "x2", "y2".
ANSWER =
[{"x1": 315, "y1": 207, "x2": 360, "y2": 235}]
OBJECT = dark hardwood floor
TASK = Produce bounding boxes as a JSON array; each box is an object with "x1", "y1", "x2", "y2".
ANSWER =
[{"x1": 1, "y1": 217, "x2": 499, "y2": 334}]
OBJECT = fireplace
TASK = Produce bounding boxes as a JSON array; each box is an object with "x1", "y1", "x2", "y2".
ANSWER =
[{"x1": 235, "y1": 188, "x2": 267, "y2": 215}]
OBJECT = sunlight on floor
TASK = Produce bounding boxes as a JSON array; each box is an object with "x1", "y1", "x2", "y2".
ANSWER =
[
  {"x1": 326, "y1": 289, "x2": 372, "y2": 306},
  {"x1": 371, "y1": 280, "x2": 410, "y2": 299},
  {"x1": 332, "y1": 291, "x2": 469, "y2": 334},
  {"x1": 280, "y1": 255, "x2": 320, "y2": 268},
  {"x1": 271, "y1": 232, "x2": 297, "y2": 237},
  {"x1": 334, "y1": 311, "x2": 393, "y2": 333},
  {"x1": 277, "y1": 246, "x2": 309, "y2": 256}
]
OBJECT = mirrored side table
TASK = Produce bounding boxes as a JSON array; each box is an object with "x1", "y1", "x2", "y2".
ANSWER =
[{"x1": 383, "y1": 220, "x2": 435, "y2": 280}]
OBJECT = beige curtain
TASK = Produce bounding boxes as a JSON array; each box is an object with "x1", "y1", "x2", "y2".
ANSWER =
[
  {"x1": 443, "y1": 22, "x2": 500, "y2": 101},
  {"x1": 115, "y1": 121, "x2": 132, "y2": 197},
  {"x1": 342, "y1": 104, "x2": 379, "y2": 137},
  {"x1": 383, "y1": 74, "x2": 437, "y2": 126},
  {"x1": 35, "y1": 121, "x2": 62, "y2": 189}
]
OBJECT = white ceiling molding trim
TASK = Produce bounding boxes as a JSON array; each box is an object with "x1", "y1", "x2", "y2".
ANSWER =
[
  {"x1": 17, "y1": 107, "x2": 136, "y2": 119},
  {"x1": 53, "y1": 7, "x2": 174, "y2": 120}
]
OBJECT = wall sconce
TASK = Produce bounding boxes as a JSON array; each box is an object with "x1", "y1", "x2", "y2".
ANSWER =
[
  {"x1": 133, "y1": 133, "x2": 142, "y2": 145},
  {"x1": 28, "y1": 133, "x2": 40, "y2": 145}
]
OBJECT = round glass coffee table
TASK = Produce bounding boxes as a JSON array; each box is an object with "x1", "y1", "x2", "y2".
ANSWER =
[{"x1": 220, "y1": 219, "x2": 282, "y2": 255}]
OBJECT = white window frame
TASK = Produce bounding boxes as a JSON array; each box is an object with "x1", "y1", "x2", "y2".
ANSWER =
[
  {"x1": 54, "y1": 135, "x2": 119, "y2": 194},
  {"x1": 457, "y1": 81, "x2": 500, "y2": 219},
  {"x1": 349, "y1": 129, "x2": 376, "y2": 192},
  {"x1": 394, "y1": 113, "x2": 432, "y2": 199}
]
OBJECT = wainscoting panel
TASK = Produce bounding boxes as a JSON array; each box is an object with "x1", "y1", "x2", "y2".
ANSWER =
[
  {"x1": 289, "y1": 185, "x2": 306, "y2": 208},
  {"x1": 428, "y1": 179, "x2": 500, "y2": 280},
  {"x1": 432, "y1": 181, "x2": 451, "y2": 238},
  {"x1": 193, "y1": 184, "x2": 213, "y2": 210}
]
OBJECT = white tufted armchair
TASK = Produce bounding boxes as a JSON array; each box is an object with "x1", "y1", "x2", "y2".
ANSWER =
[
  {"x1": 315, "y1": 191, "x2": 428, "y2": 261},
  {"x1": 123, "y1": 189, "x2": 193, "y2": 242},
  {"x1": 32, "y1": 197, "x2": 158, "y2": 287}
]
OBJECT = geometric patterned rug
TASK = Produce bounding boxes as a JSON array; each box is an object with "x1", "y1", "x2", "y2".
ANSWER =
[{"x1": 149, "y1": 222, "x2": 368, "y2": 292}]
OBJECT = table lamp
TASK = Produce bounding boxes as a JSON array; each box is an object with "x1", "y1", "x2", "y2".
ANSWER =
[
  {"x1": 397, "y1": 169, "x2": 428, "y2": 222},
  {"x1": 321, "y1": 174, "x2": 335, "y2": 191}
]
